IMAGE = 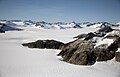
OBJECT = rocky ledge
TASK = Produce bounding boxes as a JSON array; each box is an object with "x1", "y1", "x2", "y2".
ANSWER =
[
  {"x1": 22, "y1": 40, "x2": 65, "y2": 50},
  {"x1": 22, "y1": 26, "x2": 120, "y2": 65}
]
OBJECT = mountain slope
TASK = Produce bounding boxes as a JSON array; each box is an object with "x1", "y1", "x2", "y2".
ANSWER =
[{"x1": 0, "y1": 23, "x2": 22, "y2": 31}]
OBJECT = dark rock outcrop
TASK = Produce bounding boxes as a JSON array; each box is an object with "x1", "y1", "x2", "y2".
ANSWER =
[
  {"x1": 22, "y1": 40, "x2": 65, "y2": 50},
  {"x1": 58, "y1": 38, "x2": 118, "y2": 65},
  {"x1": 58, "y1": 39, "x2": 83, "y2": 57},
  {"x1": 0, "y1": 29, "x2": 5, "y2": 33},
  {"x1": 73, "y1": 24, "x2": 82, "y2": 28},
  {"x1": 104, "y1": 29, "x2": 120, "y2": 39},
  {"x1": 68, "y1": 41, "x2": 95, "y2": 65},
  {"x1": 73, "y1": 32, "x2": 95, "y2": 40},
  {"x1": 58, "y1": 39, "x2": 96, "y2": 65},
  {"x1": 74, "y1": 26, "x2": 113, "y2": 40},
  {"x1": 114, "y1": 37, "x2": 120, "y2": 48},
  {"x1": 115, "y1": 52, "x2": 120, "y2": 62},
  {"x1": 63, "y1": 27, "x2": 119, "y2": 64},
  {"x1": 73, "y1": 34, "x2": 86, "y2": 39},
  {"x1": 22, "y1": 26, "x2": 120, "y2": 65},
  {"x1": 84, "y1": 32, "x2": 95, "y2": 40},
  {"x1": 94, "y1": 26, "x2": 113, "y2": 37},
  {"x1": 93, "y1": 44, "x2": 116, "y2": 61}
]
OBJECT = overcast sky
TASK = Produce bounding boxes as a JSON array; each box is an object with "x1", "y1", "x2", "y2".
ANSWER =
[{"x1": 0, "y1": 0, "x2": 120, "y2": 22}]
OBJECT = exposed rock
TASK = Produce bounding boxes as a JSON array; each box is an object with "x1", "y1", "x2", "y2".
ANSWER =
[
  {"x1": 58, "y1": 39, "x2": 83, "y2": 57},
  {"x1": 104, "y1": 29, "x2": 120, "y2": 39},
  {"x1": 113, "y1": 37, "x2": 120, "y2": 48},
  {"x1": 74, "y1": 26, "x2": 113, "y2": 40},
  {"x1": 22, "y1": 40, "x2": 65, "y2": 50},
  {"x1": 93, "y1": 38, "x2": 118, "y2": 61},
  {"x1": 73, "y1": 24, "x2": 82, "y2": 28},
  {"x1": 58, "y1": 35, "x2": 118, "y2": 65},
  {"x1": 104, "y1": 35, "x2": 119, "y2": 39},
  {"x1": 58, "y1": 39, "x2": 96, "y2": 65},
  {"x1": 102, "y1": 30, "x2": 120, "y2": 48},
  {"x1": 99, "y1": 22, "x2": 118, "y2": 28},
  {"x1": 94, "y1": 45, "x2": 115, "y2": 61},
  {"x1": 0, "y1": 29, "x2": 5, "y2": 33},
  {"x1": 84, "y1": 32, "x2": 95, "y2": 40},
  {"x1": 22, "y1": 27, "x2": 120, "y2": 65},
  {"x1": 73, "y1": 34, "x2": 87, "y2": 39},
  {"x1": 86, "y1": 23, "x2": 96, "y2": 27},
  {"x1": 68, "y1": 41, "x2": 95, "y2": 65},
  {"x1": 73, "y1": 32, "x2": 95, "y2": 40},
  {"x1": 115, "y1": 52, "x2": 120, "y2": 62},
  {"x1": 94, "y1": 26, "x2": 113, "y2": 37}
]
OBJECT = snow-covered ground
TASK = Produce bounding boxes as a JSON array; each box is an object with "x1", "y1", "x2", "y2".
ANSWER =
[{"x1": 0, "y1": 27, "x2": 120, "y2": 77}]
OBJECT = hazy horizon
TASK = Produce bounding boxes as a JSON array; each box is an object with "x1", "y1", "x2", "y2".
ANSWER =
[{"x1": 0, "y1": 0, "x2": 120, "y2": 22}]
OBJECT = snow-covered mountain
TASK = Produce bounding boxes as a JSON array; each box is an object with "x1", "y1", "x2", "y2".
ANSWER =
[
  {"x1": 0, "y1": 23, "x2": 22, "y2": 31},
  {"x1": 0, "y1": 20, "x2": 35, "y2": 27},
  {"x1": 0, "y1": 20, "x2": 119, "y2": 29},
  {"x1": 35, "y1": 21, "x2": 81, "y2": 29},
  {"x1": 116, "y1": 22, "x2": 120, "y2": 26}
]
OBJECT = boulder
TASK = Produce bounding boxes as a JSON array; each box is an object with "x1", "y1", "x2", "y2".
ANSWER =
[
  {"x1": 115, "y1": 52, "x2": 120, "y2": 62},
  {"x1": 22, "y1": 40, "x2": 65, "y2": 50}
]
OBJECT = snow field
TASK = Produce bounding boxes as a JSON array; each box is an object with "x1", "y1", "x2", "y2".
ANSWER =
[{"x1": 0, "y1": 27, "x2": 120, "y2": 77}]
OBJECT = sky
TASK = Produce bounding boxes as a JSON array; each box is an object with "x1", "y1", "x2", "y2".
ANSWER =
[{"x1": 0, "y1": 0, "x2": 120, "y2": 22}]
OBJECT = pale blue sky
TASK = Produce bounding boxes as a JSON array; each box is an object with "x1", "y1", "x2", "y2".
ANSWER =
[{"x1": 0, "y1": 0, "x2": 120, "y2": 22}]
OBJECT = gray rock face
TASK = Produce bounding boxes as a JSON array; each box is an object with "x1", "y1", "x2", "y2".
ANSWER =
[
  {"x1": 58, "y1": 34, "x2": 119, "y2": 65},
  {"x1": 114, "y1": 37, "x2": 120, "y2": 48},
  {"x1": 57, "y1": 26, "x2": 115, "y2": 65},
  {"x1": 58, "y1": 39, "x2": 83, "y2": 59},
  {"x1": 93, "y1": 44, "x2": 116, "y2": 61},
  {"x1": 58, "y1": 39, "x2": 96, "y2": 65},
  {"x1": 115, "y1": 52, "x2": 120, "y2": 62},
  {"x1": 68, "y1": 41, "x2": 95, "y2": 65},
  {"x1": 22, "y1": 40, "x2": 65, "y2": 50}
]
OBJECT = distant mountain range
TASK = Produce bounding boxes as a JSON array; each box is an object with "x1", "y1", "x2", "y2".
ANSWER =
[{"x1": 0, "y1": 20, "x2": 120, "y2": 30}]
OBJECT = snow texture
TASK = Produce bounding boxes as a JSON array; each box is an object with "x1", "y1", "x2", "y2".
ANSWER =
[{"x1": 0, "y1": 26, "x2": 120, "y2": 77}]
